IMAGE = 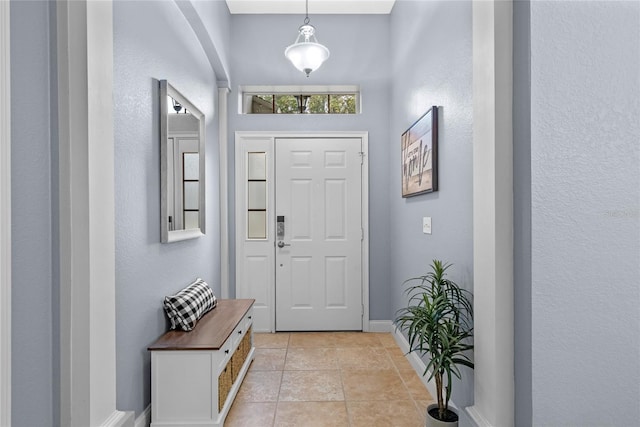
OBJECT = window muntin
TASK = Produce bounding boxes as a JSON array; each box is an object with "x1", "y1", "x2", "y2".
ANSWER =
[{"x1": 247, "y1": 152, "x2": 268, "y2": 240}]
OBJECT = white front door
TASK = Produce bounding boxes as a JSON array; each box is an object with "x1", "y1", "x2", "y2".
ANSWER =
[{"x1": 274, "y1": 138, "x2": 363, "y2": 331}]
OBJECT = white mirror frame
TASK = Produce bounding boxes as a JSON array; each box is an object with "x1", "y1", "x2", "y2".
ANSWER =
[{"x1": 160, "y1": 79, "x2": 206, "y2": 243}]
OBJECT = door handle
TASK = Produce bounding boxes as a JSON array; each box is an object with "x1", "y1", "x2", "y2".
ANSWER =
[{"x1": 277, "y1": 241, "x2": 291, "y2": 248}]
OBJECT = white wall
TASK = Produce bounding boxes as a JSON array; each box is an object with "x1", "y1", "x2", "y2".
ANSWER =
[{"x1": 530, "y1": 1, "x2": 640, "y2": 424}]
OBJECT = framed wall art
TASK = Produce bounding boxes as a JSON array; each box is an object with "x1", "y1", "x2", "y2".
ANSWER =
[{"x1": 401, "y1": 106, "x2": 438, "y2": 197}]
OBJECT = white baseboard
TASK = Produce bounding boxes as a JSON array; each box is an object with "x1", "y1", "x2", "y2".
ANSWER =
[
  {"x1": 102, "y1": 410, "x2": 135, "y2": 427},
  {"x1": 135, "y1": 405, "x2": 151, "y2": 427},
  {"x1": 466, "y1": 405, "x2": 494, "y2": 427},
  {"x1": 368, "y1": 320, "x2": 393, "y2": 333}
]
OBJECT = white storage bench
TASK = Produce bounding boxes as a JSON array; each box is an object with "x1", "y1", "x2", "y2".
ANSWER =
[{"x1": 148, "y1": 299, "x2": 255, "y2": 427}]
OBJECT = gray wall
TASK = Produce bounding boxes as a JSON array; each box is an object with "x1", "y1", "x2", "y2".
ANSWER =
[
  {"x1": 228, "y1": 14, "x2": 392, "y2": 320},
  {"x1": 113, "y1": 0, "x2": 223, "y2": 417},
  {"x1": 10, "y1": 1, "x2": 55, "y2": 425},
  {"x1": 529, "y1": 1, "x2": 640, "y2": 424},
  {"x1": 513, "y1": 0, "x2": 532, "y2": 424},
  {"x1": 389, "y1": 0, "x2": 474, "y2": 414}
]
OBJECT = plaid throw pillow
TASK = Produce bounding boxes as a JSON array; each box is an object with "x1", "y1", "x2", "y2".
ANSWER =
[{"x1": 163, "y1": 278, "x2": 217, "y2": 331}]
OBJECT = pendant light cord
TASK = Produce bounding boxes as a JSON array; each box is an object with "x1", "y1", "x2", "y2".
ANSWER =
[{"x1": 304, "y1": 0, "x2": 310, "y2": 24}]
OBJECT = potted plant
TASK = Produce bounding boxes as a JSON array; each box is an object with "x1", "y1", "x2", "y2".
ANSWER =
[{"x1": 394, "y1": 260, "x2": 474, "y2": 427}]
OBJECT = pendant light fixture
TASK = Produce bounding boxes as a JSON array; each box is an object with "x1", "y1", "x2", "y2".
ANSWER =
[{"x1": 284, "y1": 0, "x2": 330, "y2": 77}]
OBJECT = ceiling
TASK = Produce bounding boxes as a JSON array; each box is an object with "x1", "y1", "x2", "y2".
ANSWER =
[{"x1": 225, "y1": 0, "x2": 396, "y2": 14}]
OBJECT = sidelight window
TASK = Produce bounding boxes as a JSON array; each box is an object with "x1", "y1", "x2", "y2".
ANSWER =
[{"x1": 246, "y1": 152, "x2": 267, "y2": 239}]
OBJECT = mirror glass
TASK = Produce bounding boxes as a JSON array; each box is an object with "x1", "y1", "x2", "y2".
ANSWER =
[{"x1": 160, "y1": 80, "x2": 205, "y2": 243}]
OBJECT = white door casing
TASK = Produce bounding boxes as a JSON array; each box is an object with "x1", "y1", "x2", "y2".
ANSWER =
[
  {"x1": 235, "y1": 132, "x2": 370, "y2": 333},
  {"x1": 275, "y1": 138, "x2": 363, "y2": 331}
]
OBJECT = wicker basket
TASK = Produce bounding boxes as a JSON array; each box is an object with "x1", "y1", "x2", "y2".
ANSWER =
[
  {"x1": 231, "y1": 347, "x2": 243, "y2": 383},
  {"x1": 232, "y1": 329, "x2": 253, "y2": 382},
  {"x1": 218, "y1": 360, "x2": 232, "y2": 412},
  {"x1": 244, "y1": 327, "x2": 252, "y2": 358}
]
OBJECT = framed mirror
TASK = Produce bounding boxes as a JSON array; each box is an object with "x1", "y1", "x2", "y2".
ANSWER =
[{"x1": 160, "y1": 80, "x2": 206, "y2": 243}]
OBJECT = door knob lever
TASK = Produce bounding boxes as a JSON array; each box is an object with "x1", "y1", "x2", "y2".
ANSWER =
[{"x1": 277, "y1": 241, "x2": 291, "y2": 248}]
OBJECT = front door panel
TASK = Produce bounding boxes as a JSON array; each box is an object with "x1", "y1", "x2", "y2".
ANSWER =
[{"x1": 275, "y1": 138, "x2": 363, "y2": 331}]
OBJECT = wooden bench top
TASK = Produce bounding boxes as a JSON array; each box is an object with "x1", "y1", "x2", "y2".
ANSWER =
[{"x1": 148, "y1": 299, "x2": 255, "y2": 351}]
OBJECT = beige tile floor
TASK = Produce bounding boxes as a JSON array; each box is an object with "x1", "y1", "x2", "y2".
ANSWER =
[{"x1": 226, "y1": 332, "x2": 434, "y2": 427}]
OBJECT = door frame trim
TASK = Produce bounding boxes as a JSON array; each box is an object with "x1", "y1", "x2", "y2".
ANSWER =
[{"x1": 234, "y1": 131, "x2": 370, "y2": 332}]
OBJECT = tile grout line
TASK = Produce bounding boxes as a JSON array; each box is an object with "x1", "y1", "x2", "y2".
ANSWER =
[
  {"x1": 272, "y1": 332, "x2": 291, "y2": 427},
  {"x1": 390, "y1": 341, "x2": 431, "y2": 422},
  {"x1": 337, "y1": 345, "x2": 352, "y2": 427},
  {"x1": 393, "y1": 336, "x2": 426, "y2": 426},
  {"x1": 390, "y1": 345, "x2": 422, "y2": 420}
]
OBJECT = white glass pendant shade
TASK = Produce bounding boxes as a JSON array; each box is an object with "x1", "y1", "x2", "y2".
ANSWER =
[{"x1": 285, "y1": 23, "x2": 330, "y2": 77}]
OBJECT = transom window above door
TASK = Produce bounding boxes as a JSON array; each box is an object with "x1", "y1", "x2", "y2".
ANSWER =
[{"x1": 240, "y1": 85, "x2": 360, "y2": 115}]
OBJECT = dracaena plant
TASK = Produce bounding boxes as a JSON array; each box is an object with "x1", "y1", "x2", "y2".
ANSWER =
[{"x1": 394, "y1": 260, "x2": 474, "y2": 422}]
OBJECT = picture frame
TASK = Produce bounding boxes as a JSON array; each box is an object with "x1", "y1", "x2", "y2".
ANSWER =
[{"x1": 401, "y1": 106, "x2": 438, "y2": 197}]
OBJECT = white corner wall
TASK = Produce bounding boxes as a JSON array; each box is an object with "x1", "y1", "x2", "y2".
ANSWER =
[
  {"x1": 530, "y1": 1, "x2": 640, "y2": 424},
  {"x1": 0, "y1": 1, "x2": 10, "y2": 425},
  {"x1": 467, "y1": 1, "x2": 514, "y2": 426},
  {"x1": 57, "y1": 0, "x2": 132, "y2": 425}
]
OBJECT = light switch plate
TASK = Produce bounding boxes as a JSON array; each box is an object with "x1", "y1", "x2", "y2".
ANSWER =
[{"x1": 423, "y1": 217, "x2": 432, "y2": 234}]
